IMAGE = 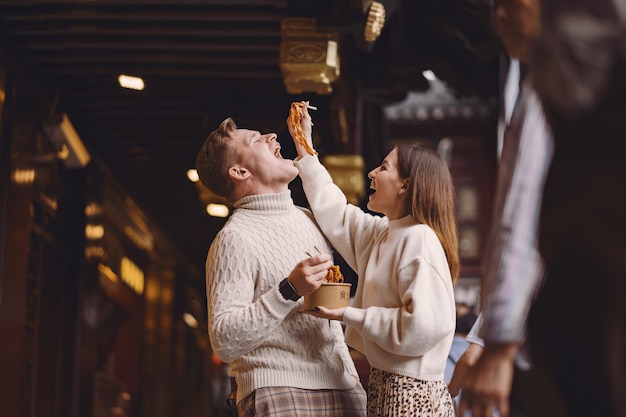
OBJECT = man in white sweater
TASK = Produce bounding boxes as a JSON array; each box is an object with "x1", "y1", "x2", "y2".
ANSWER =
[{"x1": 195, "y1": 118, "x2": 366, "y2": 417}]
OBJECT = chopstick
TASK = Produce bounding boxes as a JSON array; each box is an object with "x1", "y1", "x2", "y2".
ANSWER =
[
  {"x1": 305, "y1": 245, "x2": 323, "y2": 258},
  {"x1": 307, "y1": 105, "x2": 317, "y2": 110}
]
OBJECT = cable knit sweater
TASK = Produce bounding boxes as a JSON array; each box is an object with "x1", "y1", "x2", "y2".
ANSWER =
[
  {"x1": 206, "y1": 191, "x2": 359, "y2": 403},
  {"x1": 295, "y1": 155, "x2": 456, "y2": 381}
]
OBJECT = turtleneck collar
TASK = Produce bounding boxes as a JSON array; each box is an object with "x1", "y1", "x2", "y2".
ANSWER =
[
  {"x1": 233, "y1": 191, "x2": 294, "y2": 213},
  {"x1": 388, "y1": 214, "x2": 418, "y2": 233}
]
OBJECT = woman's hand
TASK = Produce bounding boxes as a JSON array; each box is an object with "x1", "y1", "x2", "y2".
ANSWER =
[
  {"x1": 301, "y1": 305, "x2": 346, "y2": 321},
  {"x1": 300, "y1": 101, "x2": 313, "y2": 140},
  {"x1": 286, "y1": 101, "x2": 315, "y2": 157}
]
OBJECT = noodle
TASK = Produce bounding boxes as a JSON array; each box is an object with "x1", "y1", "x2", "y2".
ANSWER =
[
  {"x1": 325, "y1": 265, "x2": 344, "y2": 283},
  {"x1": 289, "y1": 101, "x2": 317, "y2": 156}
]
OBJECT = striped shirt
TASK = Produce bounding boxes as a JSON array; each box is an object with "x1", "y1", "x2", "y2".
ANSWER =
[{"x1": 479, "y1": 74, "x2": 554, "y2": 358}]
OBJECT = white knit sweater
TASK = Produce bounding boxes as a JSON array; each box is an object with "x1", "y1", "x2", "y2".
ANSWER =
[
  {"x1": 295, "y1": 155, "x2": 456, "y2": 381},
  {"x1": 206, "y1": 191, "x2": 359, "y2": 403}
]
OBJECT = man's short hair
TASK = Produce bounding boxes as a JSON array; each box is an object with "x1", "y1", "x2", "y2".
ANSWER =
[{"x1": 195, "y1": 118, "x2": 238, "y2": 200}]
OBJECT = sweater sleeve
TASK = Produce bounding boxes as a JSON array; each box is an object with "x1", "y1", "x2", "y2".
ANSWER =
[
  {"x1": 206, "y1": 229, "x2": 298, "y2": 363},
  {"x1": 295, "y1": 154, "x2": 384, "y2": 270},
  {"x1": 343, "y1": 258, "x2": 455, "y2": 357}
]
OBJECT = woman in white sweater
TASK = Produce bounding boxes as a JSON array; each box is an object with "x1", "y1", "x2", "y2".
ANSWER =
[{"x1": 289, "y1": 104, "x2": 459, "y2": 416}]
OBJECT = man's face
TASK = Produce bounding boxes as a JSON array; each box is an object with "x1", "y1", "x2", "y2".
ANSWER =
[
  {"x1": 494, "y1": 0, "x2": 540, "y2": 61},
  {"x1": 229, "y1": 128, "x2": 298, "y2": 193}
]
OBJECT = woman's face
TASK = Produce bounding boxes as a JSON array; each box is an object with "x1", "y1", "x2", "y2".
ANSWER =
[{"x1": 367, "y1": 148, "x2": 409, "y2": 220}]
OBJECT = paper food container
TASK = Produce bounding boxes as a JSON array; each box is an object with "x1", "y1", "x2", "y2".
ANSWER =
[{"x1": 303, "y1": 283, "x2": 352, "y2": 311}]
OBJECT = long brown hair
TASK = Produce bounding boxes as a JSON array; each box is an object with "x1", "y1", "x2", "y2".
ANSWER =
[{"x1": 396, "y1": 143, "x2": 460, "y2": 284}]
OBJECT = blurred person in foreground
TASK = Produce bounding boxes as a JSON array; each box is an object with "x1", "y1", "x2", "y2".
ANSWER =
[
  {"x1": 528, "y1": 0, "x2": 626, "y2": 416},
  {"x1": 195, "y1": 118, "x2": 366, "y2": 417},
  {"x1": 455, "y1": 0, "x2": 554, "y2": 416},
  {"x1": 289, "y1": 103, "x2": 459, "y2": 416}
]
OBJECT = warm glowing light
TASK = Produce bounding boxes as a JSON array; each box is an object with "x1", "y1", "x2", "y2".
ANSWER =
[
  {"x1": 326, "y1": 40, "x2": 338, "y2": 67},
  {"x1": 206, "y1": 203, "x2": 229, "y2": 218},
  {"x1": 144, "y1": 280, "x2": 158, "y2": 304},
  {"x1": 187, "y1": 169, "x2": 199, "y2": 182},
  {"x1": 422, "y1": 70, "x2": 437, "y2": 81},
  {"x1": 183, "y1": 312, "x2": 199, "y2": 328},
  {"x1": 118, "y1": 74, "x2": 145, "y2": 90},
  {"x1": 124, "y1": 226, "x2": 153, "y2": 251},
  {"x1": 85, "y1": 224, "x2": 104, "y2": 239},
  {"x1": 85, "y1": 245, "x2": 106, "y2": 259},
  {"x1": 121, "y1": 257, "x2": 144, "y2": 295},
  {"x1": 12, "y1": 168, "x2": 35, "y2": 184},
  {"x1": 85, "y1": 202, "x2": 102, "y2": 217},
  {"x1": 41, "y1": 195, "x2": 58, "y2": 211},
  {"x1": 98, "y1": 263, "x2": 119, "y2": 283}
]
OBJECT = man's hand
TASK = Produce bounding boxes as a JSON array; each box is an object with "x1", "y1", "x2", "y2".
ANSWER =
[
  {"x1": 458, "y1": 343, "x2": 520, "y2": 417},
  {"x1": 287, "y1": 253, "x2": 333, "y2": 296},
  {"x1": 448, "y1": 342, "x2": 484, "y2": 397}
]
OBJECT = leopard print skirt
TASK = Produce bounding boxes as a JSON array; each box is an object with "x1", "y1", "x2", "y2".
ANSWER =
[{"x1": 367, "y1": 368, "x2": 455, "y2": 417}]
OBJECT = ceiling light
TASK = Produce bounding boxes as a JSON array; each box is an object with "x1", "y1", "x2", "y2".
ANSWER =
[
  {"x1": 187, "y1": 169, "x2": 199, "y2": 182},
  {"x1": 118, "y1": 74, "x2": 145, "y2": 90},
  {"x1": 206, "y1": 203, "x2": 229, "y2": 218},
  {"x1": 183, "y1": 313, "x2": 199, "y2": 328}
]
